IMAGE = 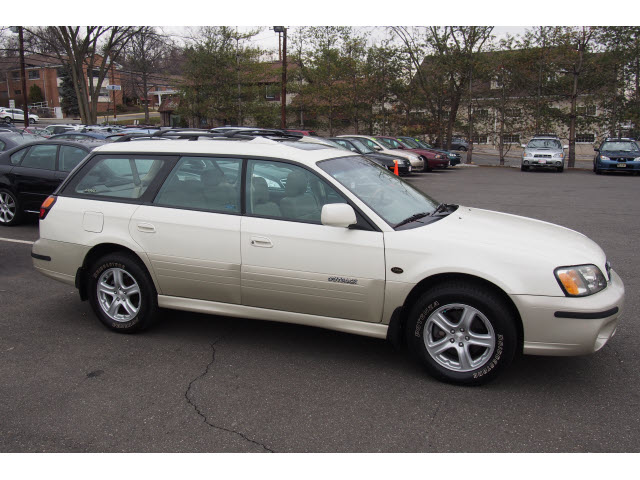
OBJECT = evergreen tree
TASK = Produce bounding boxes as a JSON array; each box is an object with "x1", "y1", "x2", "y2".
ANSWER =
[
  {"x1": 28, "y1": 84, "x2": 44, "y2": 104},
  {"x1": 59, "y1": 66, "x2": 79, "y2": 117}
]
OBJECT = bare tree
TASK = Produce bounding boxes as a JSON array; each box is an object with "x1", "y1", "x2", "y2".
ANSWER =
[
  {"x1": 123, "y1": 27, "x2": 173, "y2": 123},
  {"x1": 26, "y1": 26, "x2": 142, "y2": 124}
]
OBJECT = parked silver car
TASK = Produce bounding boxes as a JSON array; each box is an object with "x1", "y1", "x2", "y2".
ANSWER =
[{"x1": 521, "y1": 135, "x2": 567, "y2": 172}]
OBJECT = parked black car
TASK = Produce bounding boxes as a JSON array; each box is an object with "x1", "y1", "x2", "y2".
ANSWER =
[
  {"x1": 0, "y1": 132, "x2": 39, "y2": 152},
  {"x1": 329, "y1": 137, "x2": 412, "y2": 175},
  {"x1": 0, "y1": 140, "x2": 104, "y2": 225}
]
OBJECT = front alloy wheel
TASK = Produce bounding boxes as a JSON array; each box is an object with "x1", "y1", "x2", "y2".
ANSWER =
[
  {"x1": 423, "y1": 303, "x2": 496, "y2": 372},
  {"x1": 406, "y1": 281, "x2": 518, "y2": 385}
]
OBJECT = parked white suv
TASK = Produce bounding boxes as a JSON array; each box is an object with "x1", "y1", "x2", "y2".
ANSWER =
[
  {"x1": 0, "y1": 107, "x2": 39, "y2": 124},
  {"x1": 32, "y1": 131, "x2": 624, "y2": 385}
]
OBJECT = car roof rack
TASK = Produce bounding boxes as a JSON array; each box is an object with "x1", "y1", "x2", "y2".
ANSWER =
[
  {"x1": 112, "y1": 128, "x2": 304, "y2": 143},
  {"x1": 532, "y1": 133, "x2": 559, "y2": 138},
  {"x1": 604, "y1": 137, "x2": 635, "y2": 142}
]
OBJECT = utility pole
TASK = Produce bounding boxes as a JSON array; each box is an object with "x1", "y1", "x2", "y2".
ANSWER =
[
  {"x1": 466, "y1": 62, "x2": 474, "y2": 164},
  {"x1": 16, "y1": 27, "x2": 29, "y2": 128},
  {"x1": 111, "y1": 60, "x2": 117, "y2": 123},
  {"x1": 274, "y1": 26, "x2": 287, "y2": 129}
]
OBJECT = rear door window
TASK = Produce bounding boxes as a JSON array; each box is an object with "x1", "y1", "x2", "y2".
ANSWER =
[{"x1": 19, "y1": 144, "x2": 57, "y2": 170}]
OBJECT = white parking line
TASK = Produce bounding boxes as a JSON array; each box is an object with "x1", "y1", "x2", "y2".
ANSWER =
[{"x1": 0, "y1": 237, "x2": 34, "y2": 245}]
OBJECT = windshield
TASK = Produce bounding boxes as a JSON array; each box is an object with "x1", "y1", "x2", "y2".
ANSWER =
[
  {"x1": 319, "y1": 155, "x2": 439, "y2": 228},
  {"x1": 376, "y1": 137, "x2": 403, "y2": 149},
  {"x1": 527, "y1": 139, "x2": 562, "y2": 149},
  {"x1": 415, "y1": 139, "x2": 433, "y2": 149},
  {"x1": 399, "y1": 138, "x2": 420, "y2": 149},
  {"x1": 601, "y1": 141, "x2": 639, "y2": 152}
]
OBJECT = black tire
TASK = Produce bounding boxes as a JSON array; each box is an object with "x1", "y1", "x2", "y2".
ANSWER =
[
  {"x1": 88, "y1": 252, "x2": 158, "y2": 333},
  {"x1": 405, "y1": 281, "x2": 518, "y2": 386},
  {"x1": 520, "y1": 165, "x2": 529, "y2": 172},
  {"x1": 29, "y1": 118, "x2": 36, "y2": 125},
  {"x1": 457, "y1": 146, "x2": 467, "y2": 151},
  {"x1": 0, "y1": 188, "x2": 22, "y2": 226},
  {"x1": 557, "y1": 166, "x2": 564, "y2": 173},
  {"x1": 595, "y1": 167, "x2": 602, "y2": 175},
  {"x1": 3, "y1": 117, "x2": 12, "y2": 124}
]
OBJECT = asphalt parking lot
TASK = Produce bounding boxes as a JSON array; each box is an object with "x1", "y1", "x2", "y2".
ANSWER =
[{"x1": 0, "y1": 165, "x2": 638, "y2": 453}]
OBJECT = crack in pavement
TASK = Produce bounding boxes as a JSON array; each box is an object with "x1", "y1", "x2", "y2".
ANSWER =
[{"x1": 184, "y1": 336, "x2": 274, "y2": 453}]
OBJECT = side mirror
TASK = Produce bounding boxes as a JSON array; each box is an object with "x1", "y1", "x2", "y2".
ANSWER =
[
  {"x1": 321, "y1": 203, "x2": 357, "y2": 228},
  {"x1": 563, "y1": 145, "x2": 569, "y2": 149},
  {"x1": 520, "y1": 144, "x2": 527, "y2": 148},
  {"x1": 594, "y1": 148, "x2": 599, "y2": 152},
  {"x1": 373, "y1": 145, "x2": 382, "y2": 151}
]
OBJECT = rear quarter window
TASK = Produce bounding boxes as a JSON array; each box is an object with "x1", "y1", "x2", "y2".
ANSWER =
[{"x1": 69, "y1": 156, "x2": 167, "y2": 199}]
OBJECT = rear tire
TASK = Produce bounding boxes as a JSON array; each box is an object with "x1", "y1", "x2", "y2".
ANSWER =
[
  {"x1": 88, "y1": 252, "x2": 158, "y2": 333},
  {"x1": 405, "y1": 281, "x2": 518, "y2": 386},
  {"x1": 0, "y1": 188, "x2": 22, "y2": 226}
]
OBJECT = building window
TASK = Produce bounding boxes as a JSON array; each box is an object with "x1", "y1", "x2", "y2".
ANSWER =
[
  {"x1": 28, "y1": 70, "x2": 40, "y2": 80},
  {"x1": 472, "y1": 134, "x2": 488, "y2": 144},
  {"x1": 490, "y1": 79, "x2": 501, "y2": 90},
  {"x1": 12, "y1": 71, "x2": 21, "y2": 79},
  {"x1": 442, "y1": 111, "x2": 450, "y2": 119},
  {"x1": 576, "y1": 133, "x2": 595, "y2": 143},
  {"x1": 473, "y1": 109, "x2": 489, "y2": 120},
  {"x1": 505, "y1": 108, "x2": 521, "y2": 118},
  {"x1": 502, "y1": 134, "x2": 520, "y2": 144},
  {"x1": 14, "y1": 90, "x2": 22, "y2": 95},
  {"x1": 87, "y1": 68, "x2": 100, "y2": 78},
  {"x1": 577, "y1": 105, "x2": 597, "y2": 116},
  {"x1": 265, "y1": 85, "x2": 278, "y2": 101}
]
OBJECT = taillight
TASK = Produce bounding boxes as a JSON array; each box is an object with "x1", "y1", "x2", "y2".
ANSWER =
[{"x1": 40, "y1": 195, "x2": 56, "y2": 220}]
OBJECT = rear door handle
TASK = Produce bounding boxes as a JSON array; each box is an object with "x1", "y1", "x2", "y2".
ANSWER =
[
  {"x1": 250, "y1": 236, "x2": 273, "y2": 248},
  {"x1": 137, "y1": 222, "x2": 156, "y2": 233}
]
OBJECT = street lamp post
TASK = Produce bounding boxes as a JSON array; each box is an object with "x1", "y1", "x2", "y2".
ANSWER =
[{"x1": 274, "y1": 26, "x2": 287, "y2": 129}]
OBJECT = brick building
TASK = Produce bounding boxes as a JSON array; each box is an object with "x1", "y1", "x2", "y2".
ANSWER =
[{"x1": 0, "y1": 54, "x2": 124, "y2": 117}]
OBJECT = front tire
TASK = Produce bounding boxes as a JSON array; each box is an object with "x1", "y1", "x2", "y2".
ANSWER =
[
  {"x1": 520, "y1": 165, "x2": 529, "y2": 172},
  {"x1": 557, "y1": 166, "x2": 564, "y2": 173},
  {"x1": 88, "y1": 252, "x2": 158, "y2": 333},
  {"x1": 405, "y1": 281, "x2": 518, "y2": 386},
  {"x1": 0, "y1": 188, "x2": 22, "y2": 226}
]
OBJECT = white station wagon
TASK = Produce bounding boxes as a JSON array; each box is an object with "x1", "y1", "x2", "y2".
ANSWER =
[{"x1": 31, "y1": 130, "x2": 625, "y2": 385}]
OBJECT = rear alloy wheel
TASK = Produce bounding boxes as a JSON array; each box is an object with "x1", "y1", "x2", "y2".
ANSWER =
[
  {"x1": 405, "y1": 281, "x2": 517, "y2": 386},
  {"x1": 0, "y1": 189, "x2": 22, "y2": 226},
  {"x1": 88, "y1": 252, "x2": 158, "y2": 333}
]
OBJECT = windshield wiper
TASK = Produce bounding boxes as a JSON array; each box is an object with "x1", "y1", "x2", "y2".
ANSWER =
[
  {"x1": 395, "y1": 212, "x2": 431, "y2": 228},
  {"x1": 430, "y1": 203, "x2": 456, "y2": 216}
]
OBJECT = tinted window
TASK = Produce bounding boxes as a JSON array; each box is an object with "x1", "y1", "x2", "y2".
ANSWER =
[
  {"x1": 59, "y1": 145, "x2": 88, "y2": 172},
  {"x1": 154, "y1": 156, "x2": 241, "y2": 213},
  {"x1": 246, "y1": 160, "x2": 344, "y2": 222},
  {"x1": 20, "y1": 144, "x2": 57, "y2": 170},
  {"x1": 74, "y1": 157, "x2": 164, "y2": 199}
]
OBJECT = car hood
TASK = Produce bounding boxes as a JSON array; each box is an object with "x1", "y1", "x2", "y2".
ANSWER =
[
  {"x1": 601, "y1": 150, "x2": 640, "y2": 158},
  {"x1": 385, "y1": 206, "x2": 607, "y2": 295}
]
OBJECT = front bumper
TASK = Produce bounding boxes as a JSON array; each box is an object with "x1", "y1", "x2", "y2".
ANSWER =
[
  {"x1": 523, "y1": 158, "x2": 564, "y2": 168},
  {"x1": 596, "y1": 159, "x2": 640, "y2": 171},
  {"x1": 511, "y1": 269, "x2": 625, "y2": 356}
]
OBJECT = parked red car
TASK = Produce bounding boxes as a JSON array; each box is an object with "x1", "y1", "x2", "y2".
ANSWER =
[
  {"x1": 375, "y1": 136, "x2": 449, "y2": 170},
  {"x1": 284, "y1": 129, "x2": 319, "y2": 136}
]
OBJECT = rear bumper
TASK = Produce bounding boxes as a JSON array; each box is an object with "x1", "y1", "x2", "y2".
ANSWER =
[
  {"x1": 512, "y1": 269, "x2": 625, "y2": 356},
  {"x1": 32, "y1": 237, "x2": 88, "y2": 287}
]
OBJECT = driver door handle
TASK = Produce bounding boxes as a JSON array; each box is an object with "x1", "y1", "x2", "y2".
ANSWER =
[{"x1": 250, "y1": 236, "x2": 273, "y2": 248}]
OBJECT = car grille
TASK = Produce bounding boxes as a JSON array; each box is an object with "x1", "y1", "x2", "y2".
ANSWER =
[{"x1": 534, "y1": 154, "x2": 552, "y2": 158}]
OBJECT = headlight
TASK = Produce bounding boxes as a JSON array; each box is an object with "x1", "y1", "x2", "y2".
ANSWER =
[
  {"x1": 524, "y1": 151, "x2": 534, "y2": 158},
  {"x1": 600, "y1": 155, "x2": 610, "y2": 161},
  {"x1": 435, "y1": 154, "x2": 444, "y2": 159},
  {"x1": 555, "y1": 264, "x2": 607, "y2": 297},
  {"x1": 553, "y1": 152, "x2": 564, "y2": 159}
]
